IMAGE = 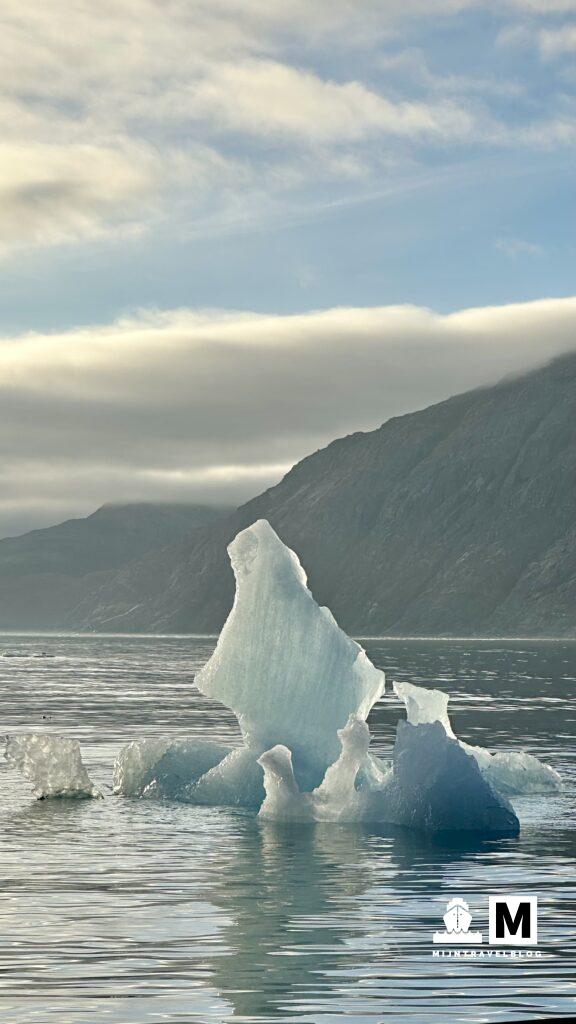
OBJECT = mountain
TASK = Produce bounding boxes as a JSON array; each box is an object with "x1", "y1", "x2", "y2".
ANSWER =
[
  {"x1": 3, "y1": 351, "x2": 575, "y2": 636},
  {"x1": 0, "y1": 503, "x2": 227, "y2": 630},
  {"x1": 64, "y1": 349, "x2": 576, "y2": 638}
]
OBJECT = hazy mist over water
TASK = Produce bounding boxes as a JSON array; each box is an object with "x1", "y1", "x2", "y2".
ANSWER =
[{"x1": 0, "y1": 634, "x2": 574, "y2": 1023}]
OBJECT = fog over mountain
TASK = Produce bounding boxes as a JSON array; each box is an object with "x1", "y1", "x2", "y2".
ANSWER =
[
  {"x1": 2, "y1": 350, "x2": 573, "y2": 637},
  {"x1": 2, "y1": 296, "x2": 576, "y2": 540}
]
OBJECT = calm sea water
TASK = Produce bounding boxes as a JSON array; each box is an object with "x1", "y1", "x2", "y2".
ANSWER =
[{"x1": 0, "y1": 633, "x2": 574, "y2": 1024}]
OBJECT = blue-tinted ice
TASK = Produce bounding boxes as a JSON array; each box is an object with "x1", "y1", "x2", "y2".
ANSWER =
[{"x1": 5, "y1": 521, "x2": 561, "y2": 835}]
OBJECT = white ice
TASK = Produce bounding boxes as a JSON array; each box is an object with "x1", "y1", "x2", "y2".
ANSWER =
[
  {"x1": 192, "y1": 747, "x2": 265, "y2": 808},
  {"x1": 393, "y1": 681, "x2": 454, "y2": 736},
  {"x1": 5, "y1": 734, "x2": 99, "y2": 799},
  {"x1": 380, "y1": 719, "x2": 518, "y2": 834},
  {"x1": 108, "y1": 520, "x2": 553, "y2": 835},
  {"x1": 113, "y1": 736, "x2": 230, "y2": 798},
  {"x1": 195, "y1": 520, "x2": 385, "y2": 790},
  {"x1": 393, "y1": 680, "x2": 561, "y2": 795},
  {"x1": 258, "y1": 716, "x2": 378, "y2": 823},
  {"x1": 257, "y1": 711, "x2": 518, "y2": 834},
  {"x1": 114, "y1": 737, "x2": 266, "y2": 807}
]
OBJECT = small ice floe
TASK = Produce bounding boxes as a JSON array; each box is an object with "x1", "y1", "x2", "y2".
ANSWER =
[{"x1": 4, "y1": 734, "x2": 100, "y2": 799}]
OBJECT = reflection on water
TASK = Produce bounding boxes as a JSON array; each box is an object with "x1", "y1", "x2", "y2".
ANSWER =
[{"x1": 0, "y1": 634, "x2": 575, "y2": 1023}]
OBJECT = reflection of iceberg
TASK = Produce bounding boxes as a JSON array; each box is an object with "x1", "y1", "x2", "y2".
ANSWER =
[
  {"x1": 202, "y1": 822, "x2": 374, "y2": 1021},
  {"x1": 394, "y1": 680, "x2": 562, "y2": 796},
  {"x1": 5, "y1": 734, "x2": 99, "y2": 799}
]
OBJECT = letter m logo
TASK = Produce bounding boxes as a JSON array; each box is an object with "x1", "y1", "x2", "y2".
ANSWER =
[{"x1": 489, "y1": 895, "x2": 538, "y2": 946}]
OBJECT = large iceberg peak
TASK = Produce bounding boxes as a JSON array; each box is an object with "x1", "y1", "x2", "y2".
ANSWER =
[{"x1": 195, "y1": 519, "x2": 385, "y2": 790}]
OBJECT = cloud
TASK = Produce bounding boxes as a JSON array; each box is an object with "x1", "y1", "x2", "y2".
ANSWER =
[
  {"x1": 378, "y1": 48, "x2": 524, "y2": 99},
  {"x1": 0, "y1": 141, "x2": 160, "y2": 250},
  {"x1": 538, "y1": 24, "x2": 576, "y2": 58},
  {"x1": 0, "y1": 0, "x2": 573, "y2": 254},
  {"x1": 191, "y1": 60, "x2": 480, "y2": 144},
  {"x1": 1, "y1": 296, "x2": 575, "y2": 535},
  {"x1": 495, "y1": 237, "x2": 545, "y2": 257},
  {"x1": 508, "y1": 1, "x2": 576, "y2": 11},
  {"x1": 498, "y1": 15, "x2": 576, "y2": 61}
]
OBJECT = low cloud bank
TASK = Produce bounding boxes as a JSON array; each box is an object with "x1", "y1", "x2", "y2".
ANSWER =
[{"x1": 0, "y1": 295, "x2": 575, "y2": 536}]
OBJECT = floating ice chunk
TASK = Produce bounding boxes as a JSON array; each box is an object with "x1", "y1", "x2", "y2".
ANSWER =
[
  {"x1": 195, "y1": 520, "x2": 384, "y2": 790},
  {"x1": 258, "y1": 745, "x2": 313, "y2": 821},
  {"x1": 393, "y1": 680, "x2": 561, "y2": 796},
  {"x1": 314, "y1": 717, "x2": 371, "y2": 810},
  {"x1": 257, "y1": 712, "x2": 517, "y2": 834},
  {"x1": 258, "y1": 716, "x2": 378, "y2": 823},
  {"x1": 476, "y1": 749, "x2": 562, "y2": 796},
  {"x1": 193, "y1": 747, "x2": 265, "y2": 808},
  {"x1": 382, "y1": 720, "x2": 519, "y2": 834},
  {"x1": 114, "y1": 737, "x2": 229, "y2": 798},
  {"x1": 113, "y1": 737, "x2": 172, "y2": 795},
  {"x1": 5, "y1": 734, "x2": 99, "y2": 799},
  {"x1": 394, "y1": 680, "x2": 455, "y2": 736}
]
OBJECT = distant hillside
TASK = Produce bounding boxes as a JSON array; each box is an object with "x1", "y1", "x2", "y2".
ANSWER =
[
  {"x1": 65, "y1": 349, "x2": 576, "y2": 638},
  {"x1": 0, "y1": 503, "x2": 226, "y2": 630}
]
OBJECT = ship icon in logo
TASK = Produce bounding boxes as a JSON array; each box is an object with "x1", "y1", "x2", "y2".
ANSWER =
[{"x1": 433, "y1": 898, "x2": 483, "y2": 944}]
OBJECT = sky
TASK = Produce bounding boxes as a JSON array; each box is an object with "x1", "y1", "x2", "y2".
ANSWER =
[{"x1": 0, "y1": 0, "x2": 575, "y2": 537}]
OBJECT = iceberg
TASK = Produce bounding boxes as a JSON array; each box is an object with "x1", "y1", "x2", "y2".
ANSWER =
[
  {"x1": 195, "y1": 520, "x2": 385, "y2": 790},
  {"x1": 258, "y1": 716, "x2": 377, "y2": 824},
  {"x1": 114, "y1": 736, "x2": 265, "y2": 807},
  {"x1": 393, "y1": 680, "x2": 561, "y2": 796},
  {"x1": 193, "y1": 747, "x2": 265, "y2": 808},
  {"x1": 380, "y1": 720, "x2": 518, "y2": 834},
  {"x1": 393, "y1": 681, "x2": 454, "y2": 736},
  {"x1": 469, "y1": 747, "x2": 562, "y2": 797},
  {"x1": 108, "y1": 520, "x2": 550, "y2": 836},
  {"x1": 5, "y1": 734, "x2": 99, "y2": 799},
  {"x1": 257, "y1": 712, "x2": 518, "y2": 835}
]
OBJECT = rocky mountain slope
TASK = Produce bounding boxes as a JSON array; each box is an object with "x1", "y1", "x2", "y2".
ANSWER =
[
  {"x1": 66, "y1": 349, "x2": 576, "y2": 637},
  {"x1": 2, "y1": 351, "x2": 574, "y2": 636},
  {"x1": 0, "y1": 503, "x2": 226, "y2": 630}
]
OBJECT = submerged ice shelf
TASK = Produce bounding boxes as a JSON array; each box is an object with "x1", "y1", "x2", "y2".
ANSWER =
[{"x1": 4, "y1": 520, "x2": 562, "y2": 835}]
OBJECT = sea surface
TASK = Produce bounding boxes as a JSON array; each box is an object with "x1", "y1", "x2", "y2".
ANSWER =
[{"x1": 0, "y1": 633, "x2": 575, "y2": 1024}]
